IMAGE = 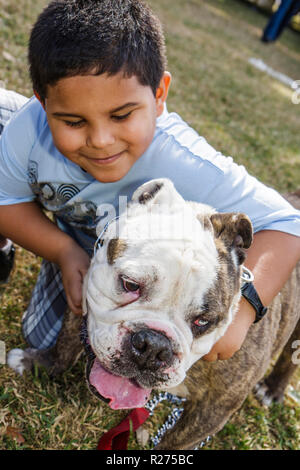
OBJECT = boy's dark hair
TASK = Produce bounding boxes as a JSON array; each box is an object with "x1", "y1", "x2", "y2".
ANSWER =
[{"x1": 29, "y1": 0, "x2": 167, "y2": 101}]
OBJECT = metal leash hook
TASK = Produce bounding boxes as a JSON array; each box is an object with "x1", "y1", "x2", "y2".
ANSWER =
[
  {"x1": 240, "y1": 266, "x2": 254, "y2": 284},
  {"x1": 145, "y1": 392, "x2": 211, "y2": 450}
]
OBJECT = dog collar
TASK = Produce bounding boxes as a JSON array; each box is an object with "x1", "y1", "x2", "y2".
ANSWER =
[
  {"x1": 240, "y1": 267, "x2": 268, "y2": 323},
  {"x1": 93, "y1": 216, "x2": 120, "y2": 256}
]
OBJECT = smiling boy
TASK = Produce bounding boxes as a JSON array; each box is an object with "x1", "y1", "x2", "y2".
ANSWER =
[
  {"x1": 0, "y1": 0, "x2": 299, "y2": 360},
  {"x1": 44, "y1": 72, "x2": 169, "y2": 183}
]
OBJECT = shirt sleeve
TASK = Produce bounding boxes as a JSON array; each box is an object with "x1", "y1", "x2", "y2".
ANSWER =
[
  {"x1": 202, "y1": 151, "x2": 300, "y2": 237},
  {"x1": 0, "y1": 98, "x2": 38, "y2": 205},
  {"x1": 156, "y1": 111, "x2": 300, "y2": 238}
]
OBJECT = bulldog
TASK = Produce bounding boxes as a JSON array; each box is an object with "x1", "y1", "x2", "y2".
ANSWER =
[{"x1": 7, "y1": 179, "x2": 300, "y2": 450}]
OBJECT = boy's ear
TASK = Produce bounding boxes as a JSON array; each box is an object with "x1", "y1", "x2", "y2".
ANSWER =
[
  {"x1": 156, "y1": 71, "x2": 171, "y2": 116},
  {"x1": 34, "y1": 90, "x2": 45, "y2": 110}
]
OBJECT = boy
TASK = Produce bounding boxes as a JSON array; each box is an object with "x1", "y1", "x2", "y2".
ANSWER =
[{"x1": 0, "y1": 0, "x2": 299, "y2": 362}]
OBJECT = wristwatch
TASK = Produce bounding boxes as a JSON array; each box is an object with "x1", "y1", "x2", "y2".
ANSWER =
[{"x1": 241, "y1": 281, "x2": 268, "y2": 323}]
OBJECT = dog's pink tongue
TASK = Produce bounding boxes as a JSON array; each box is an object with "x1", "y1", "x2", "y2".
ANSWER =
[{"x1": 89, "y1": 358, "x2": 151, "y2": 410}]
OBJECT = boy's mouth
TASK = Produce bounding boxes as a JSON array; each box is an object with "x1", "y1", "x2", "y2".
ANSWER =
[{"x1": 83, "y1": 151, "x2": 125, "y2": 165}]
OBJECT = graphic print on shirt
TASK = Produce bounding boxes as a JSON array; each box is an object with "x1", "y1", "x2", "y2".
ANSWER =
[{"x1": 27, "y1": 160, "x2": 98, "y2": 235}]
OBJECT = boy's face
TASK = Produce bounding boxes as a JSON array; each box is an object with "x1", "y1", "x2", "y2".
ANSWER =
[{"x1": 41, "y1": 71, "x2": 170, "y2": 183}]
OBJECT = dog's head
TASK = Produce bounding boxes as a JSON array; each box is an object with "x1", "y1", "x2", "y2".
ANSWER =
[{"x1": 81, "y1": 178, "x2": 252, "y2": 409}]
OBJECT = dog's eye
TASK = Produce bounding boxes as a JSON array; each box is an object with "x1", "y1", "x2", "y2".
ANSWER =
[
  {"x1": 194, "y1": 318, "x2": 209, "y2": 328},
  {"x1": 120, "y1": 276, "x2": 140, "y2": 293},
  {"x1": 192, "y1": 316, "x2": 211, "y2": 337}
]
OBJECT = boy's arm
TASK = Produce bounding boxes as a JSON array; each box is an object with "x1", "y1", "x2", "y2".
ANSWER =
[
  {"x1": 0, "y1": 201, "x2": 90, "y2": 314},
  {"x1": 203, "y1": 230, "x2": 300, "y2": 361}
]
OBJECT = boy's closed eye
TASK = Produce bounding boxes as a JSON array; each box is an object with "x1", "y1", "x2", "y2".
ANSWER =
[
  {"x1": 64, "y1": 119, "x2": 85, "y2": 128},
  {"x1": 111, "y1": 111, "x2": 132, "y2": 121},
  {"x1": 64, "y1": 111, "x2": 132, "y2": 128}
]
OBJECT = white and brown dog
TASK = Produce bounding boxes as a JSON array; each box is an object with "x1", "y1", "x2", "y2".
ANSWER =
[{"x1": 8, "y1": 179, "x2": 300, "y2": 450}]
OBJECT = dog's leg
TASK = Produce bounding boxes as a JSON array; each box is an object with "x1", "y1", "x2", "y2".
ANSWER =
[
  {"x1": 255, "y1": 319, "x2": 300, "y2": 406},
  {"x1": 7, "y1": 309, "x2": 83, "y2": 376}
]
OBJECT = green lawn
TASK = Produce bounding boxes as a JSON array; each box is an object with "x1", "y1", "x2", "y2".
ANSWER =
[{"x1": 0, "y1": 0, "x2": 299, "y2": 450}]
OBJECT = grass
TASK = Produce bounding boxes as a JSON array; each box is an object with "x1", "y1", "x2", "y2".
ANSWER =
[{"x1": 0, "y1": 0, "x2": 300, "y2": 450}]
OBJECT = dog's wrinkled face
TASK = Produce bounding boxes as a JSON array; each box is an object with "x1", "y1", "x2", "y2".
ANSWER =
[{"x1": 82, "y1": 179, "x2": 252, "y2": 409}]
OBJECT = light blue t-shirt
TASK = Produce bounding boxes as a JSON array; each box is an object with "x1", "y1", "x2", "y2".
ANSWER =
[{"x1": 0, "y1": 96, "x2": 299, "y2": 254}]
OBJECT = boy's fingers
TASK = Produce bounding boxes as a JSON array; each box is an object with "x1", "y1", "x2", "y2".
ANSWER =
[
  {"x1": 202, "y1": 341, "x2": 218, "y2": 361},
  {"x1": 60, "y1": 254, "x2": 89, "y2": 315},
  {"x1": 67, "y1": 294, "x2": 82, "y2": 315},
  {"x1": 70, "y1": 287, "x2": 83, "y2": 315},
  {"x1": 71, "y1": 306, "x2": 82, "y2": 315},
  {"x1": 64, "y1": 275, "x2": 84, "y2": 315},
  {"x1": 202, "y1": 353, "x2": 218, "y2": 362}
]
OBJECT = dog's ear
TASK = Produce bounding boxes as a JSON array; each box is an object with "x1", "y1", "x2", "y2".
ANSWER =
[
  {"x1": 131, "y1": 178, "x2": 185, "y2": 207},
  {"x1": 210, "y1": 212, "x2": 253, "y2": 264}
]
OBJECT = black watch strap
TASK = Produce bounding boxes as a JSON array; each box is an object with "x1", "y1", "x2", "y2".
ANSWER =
[{"x1": 241, "y1": 281, "x2": 268, "y2": 323}]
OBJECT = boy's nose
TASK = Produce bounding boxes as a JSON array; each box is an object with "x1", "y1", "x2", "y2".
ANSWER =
[{"x1": 86, "y1": 125, "x2": 116, "y2": 149}]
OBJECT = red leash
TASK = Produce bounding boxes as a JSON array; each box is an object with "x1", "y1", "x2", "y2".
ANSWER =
[{"x1": 97, "y1": 408, "x2": 150, "y2": 450}]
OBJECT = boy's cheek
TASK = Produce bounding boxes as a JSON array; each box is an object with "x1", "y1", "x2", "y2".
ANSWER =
[
  {"x1": 50, "y1": 126, "x2": 83, "y2": 155},
  {"x1": 125, "y1": 117, "x2": 156, "y2": 151}
]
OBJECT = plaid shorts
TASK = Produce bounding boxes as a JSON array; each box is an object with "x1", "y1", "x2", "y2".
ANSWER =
[
  {"x1": 22, "y1": 261, "x2": 68, "y2": 349},
  {"x1": 0, "y1": 88, "x2": 70, "y2": 350}
]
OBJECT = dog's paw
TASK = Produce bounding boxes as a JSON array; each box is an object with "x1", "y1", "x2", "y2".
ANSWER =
[
  {"x1": 254, "y1": 380, "x2": 284, "y2": 406},
  {"x1": 7, "y1": 348, "x2": 26, "y2": 375}
]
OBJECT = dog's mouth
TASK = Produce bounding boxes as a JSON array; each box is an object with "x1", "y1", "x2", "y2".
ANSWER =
[
  {"x1": 80, "y1": 317, "x2": 151, "y2": 409},
  {"x1": 88, "y1": 357, "x2": 151, "y2": 409}
]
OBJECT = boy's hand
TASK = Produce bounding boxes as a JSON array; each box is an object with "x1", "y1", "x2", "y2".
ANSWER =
[
  {"x1": 203, "y1": 230, "x2": 300, "y2": 361},
  {"x1": 56, "y1": 241, "x2": 90, "y2": 315},
  {"x1": 202, "y1": 298, "x2": 255, "y2": 361}
]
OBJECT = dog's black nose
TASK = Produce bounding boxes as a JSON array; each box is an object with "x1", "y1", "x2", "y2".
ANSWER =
[{"x1": 131, "y1": 329, "x2": 173, "y2": 371}]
